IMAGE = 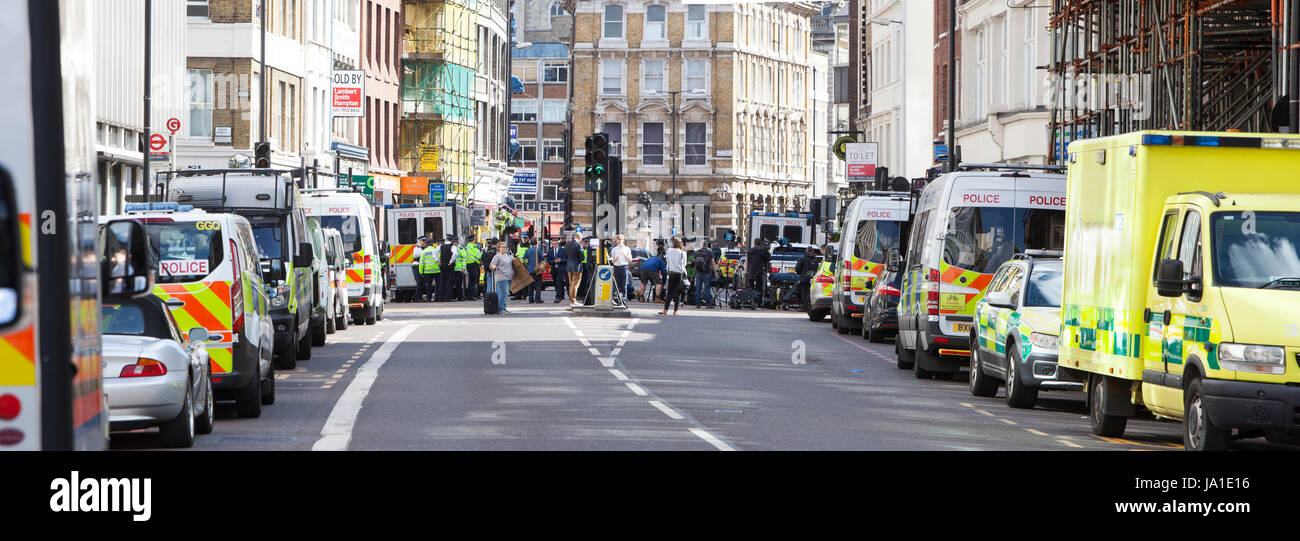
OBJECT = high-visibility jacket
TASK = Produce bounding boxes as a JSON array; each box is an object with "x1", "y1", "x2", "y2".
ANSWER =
[
  {"x1": 454, "y1": 245, "x2": 469, "y2": 271},
  {"x1": 461, "y1": 242, "x2": 481, "y2": 264},
  {"x1": 420, "y1": 245, "x2": 440, "y2": 274},
  {"x1": 516, "y1": 245, "x2": 527, "y2": 258}
]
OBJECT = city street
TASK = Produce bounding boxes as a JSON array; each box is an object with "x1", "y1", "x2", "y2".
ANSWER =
[{"x1": 110, "y1": 300, "x2": 1294, "y2": 452}]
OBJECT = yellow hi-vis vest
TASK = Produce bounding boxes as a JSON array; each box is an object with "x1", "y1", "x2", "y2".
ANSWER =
[{"x1": 420, "y1": 245, "x2": 440, "y2": 274}]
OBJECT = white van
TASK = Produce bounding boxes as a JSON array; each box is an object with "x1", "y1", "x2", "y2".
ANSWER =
[
  {"x1": 830, "y1": 192, "x2": 913, "y2": 334},
  {"x1": 300, "y1": 189, "x2": 385, "y2": 325},
  {"x1": 383, "y1": 203, "x2": 470, "y2": 301},
  {"x1": 105, "y1": 203, "x2": 276, "y2": 417},
  {"x1": 895, "y1": 165, "x2": 1066, "y2": 379}
]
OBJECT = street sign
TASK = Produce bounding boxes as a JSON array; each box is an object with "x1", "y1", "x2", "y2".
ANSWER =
[
  {"x1": 833, "y1": 135, "x2": 856, "y2": 161},
  {"x1": 148, "y1": 133, "x2": 169, "y2": 160},
  {"x1": 934, "y1": 144, "x2": 950, "y2": 162},
  {"x1": 353, "y1": 175, "x2": 375, "y2": 198},
  {"x1": 845, "y1": 142, "x2": 878, "y2": 182},
  {"x1": 429, "y1": 182, "x2": 446, "y2": 203},
  {"x1": 331, "y1": 70, "x2": 366, "y2": 117},
  {"x1": 508, "y1": 169, "x2": 539, "y2": 195},
  {"x1": 166, "y1": 117, "x2": 181, "y2": 135},
  {"x1": 594, "y1": 265, "x2": 614, "y2": 309}
]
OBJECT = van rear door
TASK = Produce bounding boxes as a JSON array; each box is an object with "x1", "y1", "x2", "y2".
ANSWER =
[{"x1": 142, "y1": 216, "x2": 237, "y2": 376}]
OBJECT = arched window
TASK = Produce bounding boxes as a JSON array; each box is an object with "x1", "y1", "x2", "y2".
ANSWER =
[{"x1": 549, "y1": 1, "x2": 565, "y2": 17}]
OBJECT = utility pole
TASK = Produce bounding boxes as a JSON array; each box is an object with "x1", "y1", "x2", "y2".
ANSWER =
[
  {"x1": 564, "y1": 0, "x2": 577, "y2": 230},
  {"x1": 260, "y1": 0, "x2": 267, "y2": 144},
  {"x1": 143, "y1": 0, "x2": 152, "y2": 195},
  {"x1": 947, "y1": 0, "x2": 956, "y2": 172}
]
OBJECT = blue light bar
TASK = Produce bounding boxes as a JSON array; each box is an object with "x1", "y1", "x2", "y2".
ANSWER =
[{"x1": 1141, "y1": 134, "x2": 1172, "y2": 146}]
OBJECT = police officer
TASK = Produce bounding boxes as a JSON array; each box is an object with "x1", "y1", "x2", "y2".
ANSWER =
[
  {"x1": 415, "y1": 236, "x2": 436, "y2": 302},
  {"x1": 463, "y1": 235, "x2": 482, "y2": 300},
  {"x1": 436, "y1": 234, "x2": 458, "y2": 302},
  {"x1": 453, "y1": 236, "x2": 469, "y2": 301}
]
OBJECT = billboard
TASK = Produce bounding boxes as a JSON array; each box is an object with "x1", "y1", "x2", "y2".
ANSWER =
[
  {"x1": 508, "y1": 169, "x2": 539, "y2": 195},
  {"x1": 331, "y1": 70, "x2": 365, "y2": 117},
  {"x1": 845, "y1": 142, "x2": 878, "y2": 182}
]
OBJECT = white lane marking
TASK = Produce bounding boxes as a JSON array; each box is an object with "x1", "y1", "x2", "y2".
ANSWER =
[
  {"x1": 611, "y1": 348, "x2": 622, "y2": 356},
  {"x1": 597, "y1": 357, "x2": 616, "y2": 367},
  {"x1": 608, "y1": 368, "x2": 628, "y2": 380},
  {"x1": 312, "y1": 324, "x2": 420, "y2": 451},
  {"x1": 579, "y1": 339, "x2": 592, "y2": 347},
  {"x1": 998, "y1": 418, "x2": 1018, "y2": 426},
  {"x1": 573, "y1": 330, "x2": 584, "y2": 337},
  {"x1": 1059, "y1": 439, "x2": 1083, "y2": 449},
  {"x1": 562, "y1": 317, "x2": 577, "y2": 329},
  {"x1": 974, "y1": 409, "x2": 996, "y2": 417},
  {"x1": 624, "y1": 382, "x2": 648, "y2": 396},
  {"x1": 689, "y1": 428, "x2": 737, "y2": 451},
  {"x1": 649, "y1": 400, "x2": 684, "y2": 420},
  {"x1": 588, "y1": 347, "x2": 601, "y2": 356},
  {"x1": 1025, "y1": 428, "x2": 1049, "y2": 436},
  {"x1": 620, "y1": 330, "x2": 630, "y2": 338},
  {"x1": 627, "y1": 318, "x2": 640, "y2": 330}
]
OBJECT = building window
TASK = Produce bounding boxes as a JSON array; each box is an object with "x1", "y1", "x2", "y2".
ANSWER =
[
  {"x1": 542, "y1": 99, "x2": 566, "y2": 122},
  {"x1": 643, "y1": 59, "x2": 664, "y2": 93},
  {"x1": 603, "y1": 5, "x2": 624, "y2": 39},
  {"x1": 645, "y1": 5, "x2": 666, "y2": 40},
  {"x1": 642, "y1": 123, "x2": 663, "y2": 166},
  {"x1": 685, "y1": 123, "x2": 706, "y2": 165},
  {"x1": 549, "y1": 1, "x2": 565, "y2": 17},
  {"x1": 602, "y1": 121, "x2": 622, "y2": 152},
  {"x1": 187, "y1": 69, "x2": 213, "y2": 138},
  {"x1": 686, "y1": 4, "x2": 707, "y2": 39},
  {"x1": 542, "y1": 139, "x2": 564, "y2": 162},
  {"x1": 510, "y1": 99, "x2": 538, "y2": 122},
  {"x1": 601, "y1": 59, "x2": 623, "y2": 94},
  {"x1": 1024, "y1": 11, "x2": 1036, "y2": 108},
  {"x1": 187, "y1": 0, "x2": 209, "y2": 18},
  {"x1": 512, "y1": 64, "x2": 537, "y2": 83},
  {"x1": 515, "y1": 138, "x2": 538, "y2": 162},
  {"x1": 543, "y1": 62, "x2": 568, "y2": 83},
  {"x1": 685, "y1": 59, "x2": 707, "y2": 93},
  {"x1": 974, "y1": 27, "x2": 987, "y2": 120}
]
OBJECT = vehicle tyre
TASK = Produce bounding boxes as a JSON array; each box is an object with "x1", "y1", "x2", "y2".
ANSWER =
[
  {"x1": 1088, "y1": 374, "x2": 1127, "y2": 437},
  {"x1": 376, "y1": 300, "x2": 384, "y2": 321},
  {"x1": 195, "y1": 373, "x2": 214, "y2": 435},
  {"x1": 896, "y1": 337, "x2": 915, "y2": 370},
  {"x1": 159, "y1": 378, "x2": 196, "y2": 448},
  {"x1": 235, "y1": 369, "x2": 263, "y2": 418},
  {"x1": 261, "y1": 369, "x2": 276, "y2": 405},
  {"x1": 861, "y1": 321, "x2": 871, "y2": 340},
  {"x1": 830, "y1": 314, "x2": 839, "y2": 330},
  {"x1": 968, "y1": 336, "x2": 998, "y2": 397},
  {"x1": 808, "y1": 308, "x2": 826, "y2": 322},
  {"x1": 836, "y1": 315, "x2": 852, "y2": 334},
  {"x1": 326, "y1": 307, "x2": 336, "y2": 334},
  {"x1": 867, "y1": 325, "x2": 885, "y2": 343},
  {"x1": 914, "y1": 346, "x2": 936, "y2": 379},
  {"x1": 312, "y1": 318, "x2": 326, "y2": 346},
  {"x1": 336, "y1": 303, "x2": 349, "y2": 330},
  {"x1": 1005, "y1": 346, "x2": 1038, "y2": 408},
  {"x1": 297, "y1": 326, "x2": 313, "y2": 360},
  {"x1": 1184, "y1": 377, "x2": 1229, "y2": 451},
  {"x1": 365, "y1": 306, "x2": 377, "y2": 325},
  {"x1": 275, "y1": 331, "x2": 297, "y2": 370}
]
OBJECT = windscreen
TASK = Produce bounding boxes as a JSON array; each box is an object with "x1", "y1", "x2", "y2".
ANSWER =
[
  {"x1": 853, "y1": 220, "x2": 904, "y2": 263},
  {"x1": 943, "y1": 207, "x2": 1065, "y2": 274},
  {"x1": 1212, "y1": 211, "x2": 1300, "y2": 288},
  {"x1": 1023, "y1": 266, "x2": 1064, "y2": 307},
  {"x1": 101, "y1": 304, "x2": 146, "y2": 336},
  {"x1": 146, "y1": 220, "x2": 224, "y2": 284},
  {"x1": 320, "y1": 215, "x2": 362, "y2": 258},
  {"x1": 249, "y1": 215, "x2": 286, "y2": 261}
]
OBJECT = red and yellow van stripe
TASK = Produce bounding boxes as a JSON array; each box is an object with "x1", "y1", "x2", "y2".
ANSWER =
[
  {"x1": 153, "y1": 281, "x2": 234, "y2": 374},
  {"x1": 390, "y1": 244, "x2": 416, "y2": 264},
  {"x1": 938, "y1": 261, "x2": 995, "y2": 315},
  {"x1": 844, "y1": 256, "x2": 884, "y2": 291},
  {"x1": 0, "y1": 325, "x2": 35, "y2": 386}
]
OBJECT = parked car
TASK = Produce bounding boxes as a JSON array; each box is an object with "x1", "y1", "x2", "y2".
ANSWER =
[
  {"x1": 862, "y1": 267, "x2": 902, "y2": 342},
  {"x1": 321, "y1": 227, "x2": 349, "y2": 333},
  {"x1": 969, "y1": 251, "x2": 1082, "y2": 408},
  {"x1": 102, "y1": 295, "x2": 215, "y2": 448}
]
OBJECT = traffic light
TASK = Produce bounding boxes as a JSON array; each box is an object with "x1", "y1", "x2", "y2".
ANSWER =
[
  {"x1": 254, "y1": 142, "x2": 271, "y2": 168},
  {"x1": 584, "y1": 133, "x2": 610, "y2": 193}
]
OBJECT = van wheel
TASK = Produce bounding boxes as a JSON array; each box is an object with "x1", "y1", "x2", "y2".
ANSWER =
[
  {"x1": 336, "y1": 303, "x2": 349, "y2": 330},
  {"x1": 325, "y1": 309, "x2": 336, "y2": 334},
  {"x1": 312, "y1": 318, "x2": 326, "y2": 346},
  {"x1": 896, "y1": 338, "x2": 915, "y2": 370},
  {"x1": 831, "y1": 315, "x2": 839, "y2": 330},
  {"x1": 261, "y1": 370, "x2": 276, "y2": 405},
  {"x1": 914, "y1": 347, "x2": 937, "y2": 379},
  {"x1": 365, "y1": 307, "x2": 377, "y2": 325},
  {"x1": 1088, "y1": 374, "x2": 1127, "y2": 437},
  {"x1": 836, "y1": 315, "x2": 852, "y2": 334},
  {"x1": 808, "y1": 308, "x2": 826, "y2": 322},
  {"x1": 235, "y1": 370, "x2": 262, "y2": 418},
  {"x1": 297, "y1": 328, "x2": 313, "y2": 359},
  {"x1": 159, "y1": 377, "x2": 196, "y2": 448},
  {"x1": 274, "y1": 332, "x2": 297, "y2": 370},
  {"x1": 195, "y1": 373, "x2": 214, "y2": 435},
  {"x1": 1184, "y1": 377, "x2": 1229, "y2": 451},
  {"x1": 376, "y1": 300, "x2": 384, "y2": 321}
]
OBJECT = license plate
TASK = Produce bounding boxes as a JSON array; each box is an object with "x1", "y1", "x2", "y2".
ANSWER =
[{"x1": 952, "y1": 322, "x2": 972, "y2": 334}]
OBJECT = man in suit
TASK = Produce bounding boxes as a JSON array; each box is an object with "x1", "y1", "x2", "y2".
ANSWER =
[
  {"x1": 548, "y1": 238, "x2": 566, "y2": 303},
  {"x1": 436, "y1": 235, "x2": 458, "y2": 302}
]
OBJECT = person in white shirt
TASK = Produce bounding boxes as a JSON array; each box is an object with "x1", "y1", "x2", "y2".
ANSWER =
[
  {"x1": 610, "y1": 234, "x2": 632, "y2": 302},
  {"x1": 660, "y1": 237, "x2": 688, "y2": 315}
]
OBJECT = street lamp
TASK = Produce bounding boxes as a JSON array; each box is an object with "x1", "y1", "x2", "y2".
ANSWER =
[{"x1": 870, "y1": 18, "x2": 905, "y2": 180}]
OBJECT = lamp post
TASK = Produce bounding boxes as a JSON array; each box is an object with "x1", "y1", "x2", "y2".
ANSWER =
[{"x1": 870, "y1": 17, "x2": 905, "y2": 178}]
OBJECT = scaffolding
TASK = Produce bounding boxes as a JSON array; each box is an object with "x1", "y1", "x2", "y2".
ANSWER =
[
  {"x1": 1048, "y1": 0, "x2": 1300, "y2": 163},
  {"x1": 400, "y1": 0, "x2": 478, "y2": 199}
]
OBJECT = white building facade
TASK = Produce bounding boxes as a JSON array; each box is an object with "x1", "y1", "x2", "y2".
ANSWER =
[
  {"x1": 474, "y1": 0, "x2": 512, "y2": 206},
  {"x1": 955, "y1": 0, "x2": 1050, "y2": 165},
  {"x1": 865, "y1": 0, "x2": 933, "y2": 180}
]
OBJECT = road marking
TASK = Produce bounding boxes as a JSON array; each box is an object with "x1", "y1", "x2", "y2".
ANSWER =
[
  {"x1": 624, "y1": 382, "x2": 648, "y2": 396},
  {"x1": 649, "y1": 400, "x2": 684, "y2": 420},
  {"x1": 597, "y1": 357, "x2": 616, "y2": 367},
  {"x1": 611, "y1": 348, "x2": 622, "y2": 356},
  {"x1": 616, "y1": 339, "x2": 627, "y2": 347},
  {"x1": 1025, "y1": 428, "x2": 1049, "y2": 436},
  {"x1": 829, "y1": 332, "x2": 897, "y2": 364},
  {"x1": 689, "y1": 428, "x2": 736, "y2": 451},
  {"x1": 974, "y1": 408, "x2": 995, "y2": 417},
  {"x1": 959, "y1": 402, "x2": 974, "y2": 408},
  {"x1": 998, "y1": 418, "x2": 1018, "y2": 425},
  {"x1": 312, "y1": 324, "x2": 420, "y2": 451},
  {"x1": 1059, "y1": 439, "x2": 1084, "y2": 448},
  {"x1": 562, "y1": 317, "x2": 577, "y2": 329},
  {"x1": 608, "y1": 369, "x2": 628, "y2": 380},
  {"x1": 579, "y1": 339, "x2": 592, "y2": 347},
  {"x1": 588, "y1": 347, "x2": 601, "y2": 356},
  {"x1": 620, "y1": 330, "x2": 630, "y2": 338},
  {"x1": 573, "y1": 330, "x2": 584, "y2": 337}
]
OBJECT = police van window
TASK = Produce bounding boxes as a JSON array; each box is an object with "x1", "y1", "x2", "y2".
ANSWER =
[
  {"x1": 759, "y1": 224, "x2": 779, "y2": 243},
  {"x1": 1211, "y1": 211, "x2": 1300, "y2": 288},
  {"x1": 782, "y1": 225, "x2": 803, "y2": 243},
  {"x1": 945, "y1": 207, "x2": 1065, "y2": 274},
  {"x1": 906, "y1": 211, "x2": 930, "y2": 270},
  {"x1": 146, "y1": 221, "x2": 224, "y2": 284},
  {"x1": 249, "y1": 215, "x2": 284, "y2": 260},
  {"x1": 424, "y1": 217, "x2": 444, "y2": 240},
  {"x1": 1022, "y1": 209, "x2": 1065, "y2": 251},
  {"x1": 1152, "y1": 211, "x2": 1180, "y2": 283},
  {"x1": 320, "y1": 216, "x2": 362, "y2": 258},
  {"x1": 854, "y1": 220, "x2": 902, "y2": 263},
  {"x1": 397, "y1": 218, "x2": 418, "y2": 244}
]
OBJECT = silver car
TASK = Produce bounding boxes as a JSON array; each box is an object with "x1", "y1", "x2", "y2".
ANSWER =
[{"x1": 102, "y1": 296, "x2": 215, "y2": 448}]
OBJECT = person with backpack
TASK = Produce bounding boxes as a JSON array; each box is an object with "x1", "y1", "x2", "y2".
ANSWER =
[
  {"x1": 637, "y1": 248, "x2": 665, "y2": 303},
  {"x1": 694, "y1": 240, "x2": 717, "y2": 308}
]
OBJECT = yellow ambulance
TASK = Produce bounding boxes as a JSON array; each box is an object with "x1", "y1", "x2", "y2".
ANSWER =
[{"x1": 1061, "y1": 130, "x2": 1300, "y2": 450}]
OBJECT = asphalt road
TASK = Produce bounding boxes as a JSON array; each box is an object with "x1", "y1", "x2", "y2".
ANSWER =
[{"x1": 111, "y1": 297, "x2": 1295, "y2": 451}]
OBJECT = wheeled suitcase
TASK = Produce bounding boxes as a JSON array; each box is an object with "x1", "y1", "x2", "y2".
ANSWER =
[{"x1": 483, "y1": 291, "x2": 500, "y2": 314}]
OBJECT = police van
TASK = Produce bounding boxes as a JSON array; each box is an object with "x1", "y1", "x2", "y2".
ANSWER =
[
  {"x1": 830, "y1": 193, "x2": 912, "y2": 334},
  {"x1": 166, "y1": 169, "x2": 317, "y2": 369},
  {"x1": 895, "y1": 164, "x2": 1066, "y2": 379},
  {"x1": 301, "y1": 189, "x2": 385, "y2": 325},
  {"x1": 104, "y1": 204, "x2": 276, "y2": 417},
  {"x1": 384, "y1": 203, "x2": 470, "y2": 302},
  {"x1": 749, "y1": 211, "x2": 814, "y2": 246}
]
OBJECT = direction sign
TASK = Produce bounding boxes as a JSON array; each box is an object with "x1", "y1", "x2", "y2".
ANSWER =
[
  {"x1": 429, "y1": 182, "x2": 446, "y2": 203},
  {"x1": 166, "y1": 117, "x2": 181, "y2": 134}
]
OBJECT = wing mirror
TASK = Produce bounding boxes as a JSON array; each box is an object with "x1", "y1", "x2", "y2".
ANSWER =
[
  {"x1": 294, "y1": 242, "x2": 315, "y2": 267},
  {"x1": 101, "y1": 219, "x2": 156, "y2": 301},
  {"x1": 188, "y1": 327, "x2": 211, "y2": 344},
  {"x1": 886, "y1": 248, "x2": 903, "y2": 273},
  {"x1": 266, "y1": 258, "x2": 286, "y2": 282},
  {"x1": 985, "y1": 291, "x2": 1016, "y2": 309},
  {"x1": 1156, "y1": 259, "x2": 1191, "y2": 297}
]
